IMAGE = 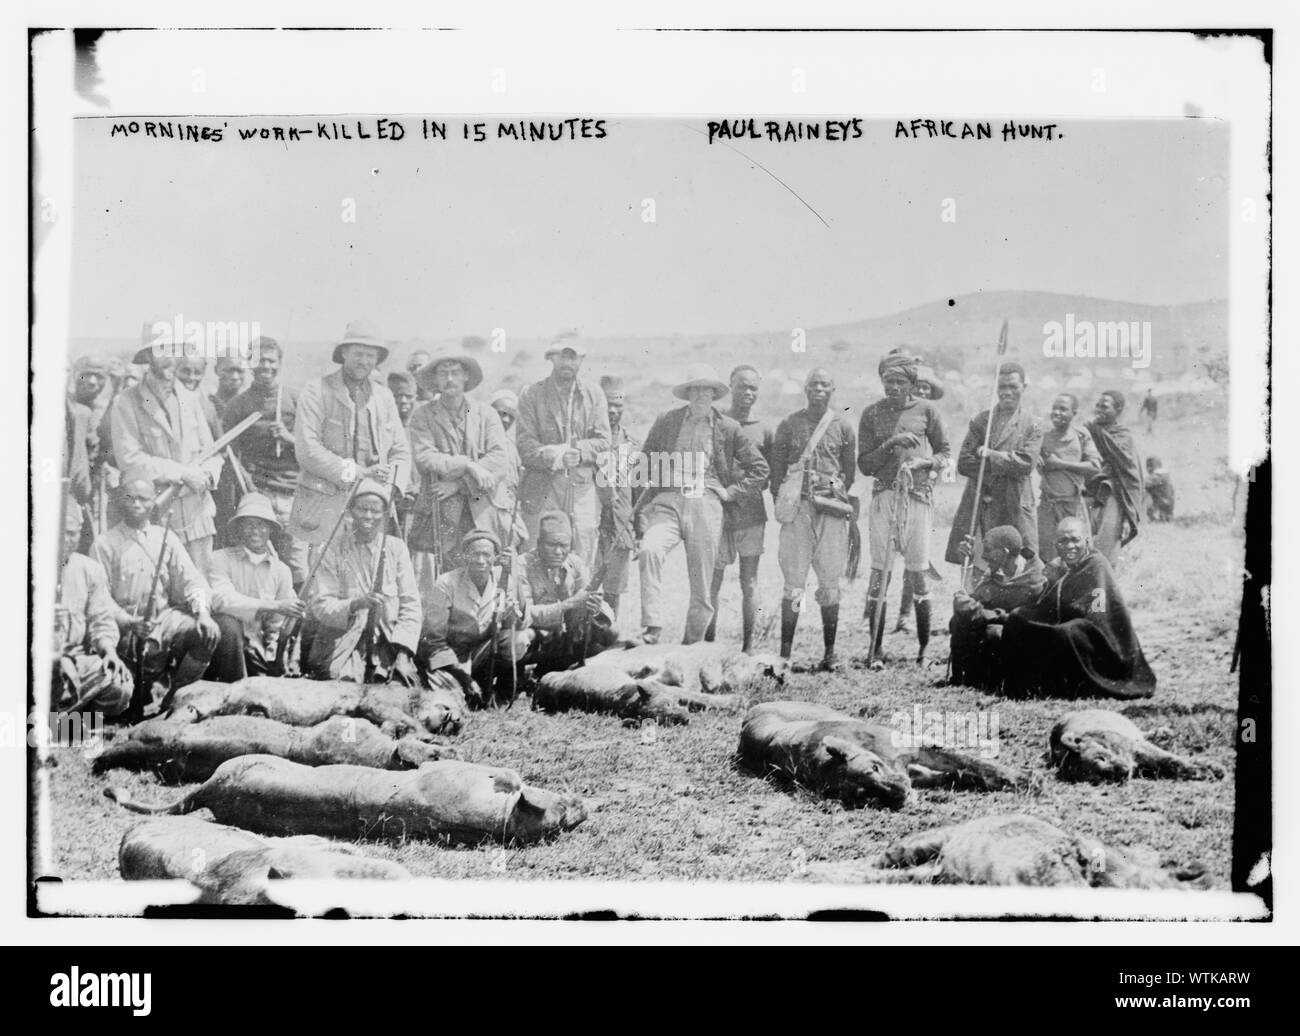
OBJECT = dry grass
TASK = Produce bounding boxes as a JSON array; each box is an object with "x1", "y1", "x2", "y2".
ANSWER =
[{"x1": 45, "y1": 401, "x2": 1245, "y2": 892}]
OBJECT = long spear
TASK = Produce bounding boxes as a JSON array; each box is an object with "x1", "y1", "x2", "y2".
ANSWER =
[{"x1": 960, "y1": 320, "x2": 1009, "y2": 591}]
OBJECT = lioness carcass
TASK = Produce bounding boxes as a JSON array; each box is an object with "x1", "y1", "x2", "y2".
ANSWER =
[
  {"x1": 587, "y1": 643, "x2": 788, "y2": 694},
  {"x1": 93, "y1": 715, "x2": 458, "y2": 782},
  {"x1": 107, "y1": 754, "x2": 587, "y2": 845},
  {"x1": 1050, "y1": 709, "x2": 1225, "y2": 783},
  {"x1": 120, "y1": 815, "x2": 410, "y2": 905},
  {"x1": 534, "y1": 667, "x2": 738, "y2": 725},
  {"x1": 163, "y1": 673, "x2": 469, "y2": 739},
  {"x1": 805, "y1": 813, "x2": 1205, "y2": 889},
  {"x1": 739, "y1": 701, "x2": 1027, "y2": 810}
]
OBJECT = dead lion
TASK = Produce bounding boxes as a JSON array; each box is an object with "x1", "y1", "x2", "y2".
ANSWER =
[
  {"x1": 739, "y1": 701, "x2": 1028, "y2": 810},
  {"x1": 92, "y1": 715, "x2": 458, "y2": 783},
  {"x1": 534, "y1": 666, "x2": 739, "y2": 725},
  {"x1": 162, "y1": 672, "x2": 470, "y2": 739},
  {"x1": 106, "y1": 754, "x2": 588, "y2": 845},
  {"x1": 120, "y1": 815, "x2": 410, "y2": 905},
  {"x1": 587, "y1": 642, "x2": 788, "y2": 694},
  {"x1": 1050, "y1": 709, "x2": 1225, "y2": 783},
  {"x1": 806, "y1": 813, "x2": 1205, "y2": 889}
]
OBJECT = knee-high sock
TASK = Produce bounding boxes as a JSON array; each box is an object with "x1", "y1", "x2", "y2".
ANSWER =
[
  {"x1": 704, "y1": 568, "x2": 726, "y2": 642},
  {"x1": 820, "y1": 603, "x2": 840, "y2": 658},
  {"x1": 779, "y1": 598, "x2": 800, "y2": 659},
  {"x1": 739, "y1": 555, "x2": 760, "y2": 653},
  {"x1": 906, "y1": 571, "x2": 931, "y2": 658}
]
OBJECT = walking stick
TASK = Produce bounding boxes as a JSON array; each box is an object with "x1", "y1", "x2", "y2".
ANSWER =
[{"x1": 960, "y1": 319, "x2": 1009, "y2": 592}]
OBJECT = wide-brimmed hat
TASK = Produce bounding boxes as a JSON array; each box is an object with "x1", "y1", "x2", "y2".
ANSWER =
[
  {"x1": 673, "y1": 363, "x2": 729, "y2": 401},
  {"x1": 416, "y1": 352, "x2": 484, "y2": 392},
  {"x1": 544, "y1": 330, "x2": 587, "y2": 360},
  {"x1": 332, "y1": 319, "x2": 390, "y2": 365},
  {"x1": 133, "y1": 319, "x2": 197, "y2": 365},
  {"x1": 490, "y1": 388, "x2": 519, "y2": 411},
  {"x1": 916, "y1": 364, "x2": 945, "y2": 400},
  {"x1": 227, "y1": 492, "x2": 283, "y2": 534}
]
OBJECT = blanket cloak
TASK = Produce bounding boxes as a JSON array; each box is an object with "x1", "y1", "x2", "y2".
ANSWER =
[{"x1": 1001, "y1": 548, "x2": 1155, "y2": 699}]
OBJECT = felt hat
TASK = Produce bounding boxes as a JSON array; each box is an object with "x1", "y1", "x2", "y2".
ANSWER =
[
  {"x1": 916, "y1": 364, "x2": 945, "y2": 400},
  {"x1": 544, "y1": 330, "x2": 587, "y2": 360},
  {"x1": 416, "y1": 352, "x2": 484, "y2": 393},
  {"x1": 599, "y1": 375, "x2": 625, "y2": 402},
  {"x1": 352, "y1": 477, "x2": 392, "y2": 506},
  {"x1": 134, "y1": 319, "x2": 198, "y2": 365},
  {"x1": 332, "y1": 319, "x2": 389, "y2": 365},
  {"x1": 490, "y1": 388, "x2": 519, "y2": 411},
  {"x1": 386, "y1": 370, "x2": 417, "y2": 393},
  {"x1": 460, "y1": 528, "x2": 502, "y2": 552},
  {"x1": 227, "y1": 492, "x2": 283, "y2": 534},
  {"x1": 673, "y1": 363, "x2": 729, "y2": 401},
  {"x1": 536, "y1": 510, "x2": 573, "y2": 543}
]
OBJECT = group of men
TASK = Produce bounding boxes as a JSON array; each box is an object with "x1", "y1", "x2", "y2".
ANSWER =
[{"x1": 54, "y1": 319, "x2": 1159, "y2": 717}]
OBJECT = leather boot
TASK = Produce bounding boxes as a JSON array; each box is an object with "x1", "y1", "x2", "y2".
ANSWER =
[{"x1": 819, "y1": 604, "x2": 840, "y2": 671}]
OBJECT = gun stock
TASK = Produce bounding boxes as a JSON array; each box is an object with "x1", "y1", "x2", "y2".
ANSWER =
[{"x1": 152, "y1": 412, "x2": 261, "y2": 515}]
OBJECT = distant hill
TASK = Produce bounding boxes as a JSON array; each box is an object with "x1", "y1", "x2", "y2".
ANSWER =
[{"x1": 68, "y1": 290, "x2": 1228, "y2": 429}]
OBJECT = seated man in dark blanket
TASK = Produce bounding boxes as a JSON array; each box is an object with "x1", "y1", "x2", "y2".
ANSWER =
[
  {"x1": 948, "y1": 525, "x2": 1046, "y2": 690},
  {"x1": 1000, "y1": 517, "x2": 1156, "y2": 700}
]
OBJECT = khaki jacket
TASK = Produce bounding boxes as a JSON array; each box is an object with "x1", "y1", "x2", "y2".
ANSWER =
[
  {"x1": 290, "y1": 370, "x2": 411, "y2": 541},
  {"x1": 109, "y1": 378, "x2": 223, "y2": 542}
]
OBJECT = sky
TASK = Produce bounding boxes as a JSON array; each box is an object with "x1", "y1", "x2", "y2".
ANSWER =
[{"x1": 69, "y1": 115, "x2": 1228, "y2": 343}]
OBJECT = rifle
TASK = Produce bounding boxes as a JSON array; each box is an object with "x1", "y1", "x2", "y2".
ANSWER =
[
  {"x1": 562, "y1": 373, "x2": 581, "y2": 553},
  {"x1": 961, "y1": 320, "x2": 1009, "y2": 593},
  {"x1": 95, "y1": 463, "x2": 108, "y2": 537},
  {"x1": 493, "y1": 494, "x2": 526, "y2": 706},
  {"x1": 430, "y1": 496, "x2": 443, "y2": 579},
  {"x1": 125, "y1": 503, "x2": 175, "y2": 724},
  {"x1": 481, "y1": 549, "x2": 515, "y2": 704},
  {"x1": 578, "y1": 567, "x2": 606, "y2": 665},
  {"x1": 359, "y1": 525, "x2": 388, "y2": 684},
  {"x1": 152, "y1": 412, "x2": 261, "y2": 517},
  {"x1": 274, "y1": 478, "x2": 363, "y2": 677}
]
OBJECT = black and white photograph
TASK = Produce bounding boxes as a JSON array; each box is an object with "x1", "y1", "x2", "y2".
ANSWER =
[{"x1": 20, "y1": 17, "x2": 1277, "y2": 943}]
